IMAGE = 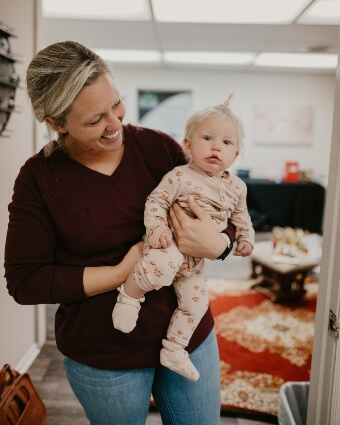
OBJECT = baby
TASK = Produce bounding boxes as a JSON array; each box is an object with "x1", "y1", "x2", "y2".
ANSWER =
[{"x1": 113, "y1": 96, "x2": 255, "y2": 381}]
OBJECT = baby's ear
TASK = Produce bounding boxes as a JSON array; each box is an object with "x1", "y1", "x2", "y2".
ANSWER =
[
  {"x1": 183, "y1": 137, "x2": 192, "y2": 155},
  {"x1": 45, "y1": 116, "x2": 67, "y2": 134}
]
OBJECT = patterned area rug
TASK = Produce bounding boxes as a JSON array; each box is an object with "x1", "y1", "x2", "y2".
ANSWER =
[{"x1": 208, "y1": 277, "x2": 318, "y2": 419}]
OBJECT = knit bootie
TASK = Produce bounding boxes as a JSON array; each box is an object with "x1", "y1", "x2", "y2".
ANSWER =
[
  {"x1": 160, "y1": 339, "x2": 200, "y2": 382},
  {"x1": 112, "y1": 284, "x2": 145, "y2": 333}
]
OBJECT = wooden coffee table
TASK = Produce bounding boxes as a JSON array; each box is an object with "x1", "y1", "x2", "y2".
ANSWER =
[{"x1": 250, "y1": 241, "x2": 319, "y2": 302}]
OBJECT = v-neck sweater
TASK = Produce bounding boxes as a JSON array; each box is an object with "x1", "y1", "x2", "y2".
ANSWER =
[{"x1": 4, "y1": 124, "x2": 218, "y2": 369}]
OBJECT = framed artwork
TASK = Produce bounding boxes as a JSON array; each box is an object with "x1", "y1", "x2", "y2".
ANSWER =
[
  {"x1": 253, "y1": 103, "x2": 314, "y2": 146},
  {"x1": 138, "y1": 90, "x2": 193, "y2": 143}
]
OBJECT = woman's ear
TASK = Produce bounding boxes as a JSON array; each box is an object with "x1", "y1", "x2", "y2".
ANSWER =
[
  {"x1": 45, "y1": 116, "x2": 67, "y2": 134},
  {"x1": 183, "y1": 137, "x2": 191, "y2": 155}
]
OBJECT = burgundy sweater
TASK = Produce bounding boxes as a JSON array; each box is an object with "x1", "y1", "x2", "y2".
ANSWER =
[{"x1": 5, "y1": 124, "x2": 233, "y2": 370}]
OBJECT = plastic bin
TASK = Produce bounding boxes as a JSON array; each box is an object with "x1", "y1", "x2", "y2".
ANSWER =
[{"x1": 278, "y1": 382, "x2": 310, "y2": 425}]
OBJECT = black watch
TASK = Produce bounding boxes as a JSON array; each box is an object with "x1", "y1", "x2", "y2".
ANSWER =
[{"x1": 216, "y1": 240, "x2": 233, "y2": 261}]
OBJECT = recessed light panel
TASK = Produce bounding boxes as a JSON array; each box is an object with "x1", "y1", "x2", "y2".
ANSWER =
[
  {"x1": 163, "y1": 51, "x2": 255, "y2": 65},
  {"x1": 42, "y1": 0, "x2": 151, "y2": 21},
  {"x1": 298, "y1": 0, "x2": 340, "y2": 25},
  {"x1": 94, "y1": 49, "x2": 161, "y2": 63},
  {"x1": 255, "y1": 52, "x2": 338, "y2": 69},
  {"x1": 152, "y1": 0, "x2": 311, "y2": 24}
]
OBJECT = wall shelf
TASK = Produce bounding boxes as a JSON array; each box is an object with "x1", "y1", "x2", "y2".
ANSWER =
[
  {"x1": 0, "y1": 75, "x2": 20, "y2": 87},
  {"x1": 0, "y1": 51, "x2": 16, "y2": 62},
  {"x1": 0, "y1": 21, "x2": 19, "y2": 137}
]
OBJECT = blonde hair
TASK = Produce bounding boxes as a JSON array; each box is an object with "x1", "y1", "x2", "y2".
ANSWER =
[
  {"x1": 26, "y1": 41, "x2": 111, "y2": 156},
  {"x1": 183, "y1": 93, "x2": 245, "y2": 155}
]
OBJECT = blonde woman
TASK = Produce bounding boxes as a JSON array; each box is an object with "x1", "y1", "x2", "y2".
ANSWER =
[{"x1": 5, "y1": 41, "x2": 236, "y2": 425}]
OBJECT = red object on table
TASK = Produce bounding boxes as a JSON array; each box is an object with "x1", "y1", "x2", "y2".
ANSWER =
[{"x1": 283, "y1": 161, "x2": 300, "y2": 183}]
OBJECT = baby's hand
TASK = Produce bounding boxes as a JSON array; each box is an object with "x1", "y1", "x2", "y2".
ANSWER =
[
  {"x1": 233, "y1": 241, "x2": 253, "y2": 257},
  {"x1": 158, "y1": 229, "x2": 173, "y2": 248}
]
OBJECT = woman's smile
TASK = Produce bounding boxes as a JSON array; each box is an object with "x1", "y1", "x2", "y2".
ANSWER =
[{"x1": 101, "y1": 129, "x2": 120, "y2": 140}]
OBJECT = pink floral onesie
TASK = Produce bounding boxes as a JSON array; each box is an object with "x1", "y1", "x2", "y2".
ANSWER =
[{"x1": 133, "y1": 162, "x2": 255, "y2": 347}]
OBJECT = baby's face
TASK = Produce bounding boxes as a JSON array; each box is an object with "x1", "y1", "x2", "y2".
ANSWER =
[{"x1": 184, "y1": 117, "x2": 239, "y2": 175}]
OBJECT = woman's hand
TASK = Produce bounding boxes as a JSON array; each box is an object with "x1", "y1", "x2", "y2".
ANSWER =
[
  {"x1": 83, "y1": 241, "x2": 144, "y2": 297},
  {"x1": 169, "y1": 196, "x2": 227, "y2": 260},
  {"x1": 119, "y1": 241, "x2": 144, "y2": 279}
]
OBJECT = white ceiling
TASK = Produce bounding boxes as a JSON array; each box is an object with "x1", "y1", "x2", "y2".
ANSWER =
[{"x1": 42, "y1": 0, "x2": 340, "y2": 73}]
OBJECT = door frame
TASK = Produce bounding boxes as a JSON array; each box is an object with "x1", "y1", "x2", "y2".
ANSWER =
[{"x1": 307, "y1": 25, "x2": 340, "y2": 425}]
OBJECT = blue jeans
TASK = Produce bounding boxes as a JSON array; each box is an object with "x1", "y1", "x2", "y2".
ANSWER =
[{"x1": 64, "y1": 330, "x2": 221, "y2": 425}]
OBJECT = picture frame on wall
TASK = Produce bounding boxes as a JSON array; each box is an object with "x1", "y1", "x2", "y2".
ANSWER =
[
  {"x1": 253, "y1": 103, "x2": 314, "y2": 146},
  {"x1": 138, "y1": 90, "x2": 193, "y2": 144}
]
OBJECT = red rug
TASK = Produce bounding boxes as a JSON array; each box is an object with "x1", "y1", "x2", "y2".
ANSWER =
[{"x1": 208, "y1": 277, "x2": 317, "y2": 419}]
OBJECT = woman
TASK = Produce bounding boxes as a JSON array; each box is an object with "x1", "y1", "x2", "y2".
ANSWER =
[{"x1": 4, "y1": 41, "x2": 235, "y2": 425}]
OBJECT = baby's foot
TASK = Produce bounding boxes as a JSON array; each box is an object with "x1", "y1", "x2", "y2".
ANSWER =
[
  {"x1": 112, "y1": 284, "x2": 145, "y2": 333},
  {"x1": 160, "y1": 339, "x2": 200, "y2": 381}
]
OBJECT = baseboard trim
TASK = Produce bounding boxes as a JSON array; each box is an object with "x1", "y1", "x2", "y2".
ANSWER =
[{"x1": 15, "y1": 342, "x2": 40, "y2": 373}]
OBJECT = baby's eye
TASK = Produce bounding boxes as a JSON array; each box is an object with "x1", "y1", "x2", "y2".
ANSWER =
[
  {"x1": 223, "y1": 140, "x2": 231, "y2": 145},
  {"x1": 203, "y1": 135, "x2": 212, "y2": 141}
]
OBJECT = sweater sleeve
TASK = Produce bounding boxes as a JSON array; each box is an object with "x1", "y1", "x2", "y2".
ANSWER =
[{"x1": 4, "y1": 162, "x2": 86, "y2": 305}]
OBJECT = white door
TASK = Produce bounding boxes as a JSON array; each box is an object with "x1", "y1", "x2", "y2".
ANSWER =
[{"x1": 307, "y1": 26, "x2": 340, "y2": 425}]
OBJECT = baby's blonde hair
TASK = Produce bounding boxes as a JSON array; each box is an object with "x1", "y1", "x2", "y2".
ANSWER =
[{"x1": 183, "y1": 93, "x2": 245, "y2": 155}]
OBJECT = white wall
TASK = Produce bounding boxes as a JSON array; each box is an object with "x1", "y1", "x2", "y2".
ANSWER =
[
  {"x1": 113, "y1": 66, "x2": 335, "y2": 185},
  {"x1": 0, "y1": 0, "x2": 43, "y2": 370}
]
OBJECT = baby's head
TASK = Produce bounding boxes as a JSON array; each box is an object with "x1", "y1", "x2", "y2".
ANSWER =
[
  {"x1": 182, "y1": 95, "x2": 244, "y2": 174},
  {"x1": 183, "y1": 94, "x2": 245, "y2": 156}
]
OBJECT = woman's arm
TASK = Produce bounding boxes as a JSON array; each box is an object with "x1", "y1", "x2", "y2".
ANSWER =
[
  {"x1": 169, "y1": 196, "x2": 235, "y2": 260},
  {"x1": 6, "y1": 238, "x2": 143, "y2": 305},
  {"x1": 83, "y1": 242, "x2": 143, "y2": 297},
  {"x1": 4, "y1": 162, "x2": 143, "y2": 305}
]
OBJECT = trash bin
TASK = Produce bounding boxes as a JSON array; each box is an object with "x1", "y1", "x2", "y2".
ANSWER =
[{"x1": 278, "y1": 382, "x2": 309, "y2": 425}]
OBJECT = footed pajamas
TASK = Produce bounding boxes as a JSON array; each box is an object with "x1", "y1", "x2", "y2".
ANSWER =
[{"x1": 133, "y1": 162, "x2": 255, "y2": 347}]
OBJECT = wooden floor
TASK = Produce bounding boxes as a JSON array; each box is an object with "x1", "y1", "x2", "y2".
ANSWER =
[{"x1": 28, "y1": 232, "x2": 277, "y2": 425}]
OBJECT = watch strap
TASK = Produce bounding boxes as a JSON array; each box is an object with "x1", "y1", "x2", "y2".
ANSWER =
[{"x1": 216, "y1": 234, "x2": 233, "y2": 261}]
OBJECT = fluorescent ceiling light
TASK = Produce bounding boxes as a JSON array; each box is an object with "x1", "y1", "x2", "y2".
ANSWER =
[
  {"x1": 163, "y1": 51, "x2": 255, "y2": 65},
  {"x1": 42, "y1": 0, "x2": 151, "y2": 20},
  {"x1": 152, "y1": 0, "x2": 311, "y2": 24},
  {"x1": 298, "y1": 0, "x2": 340, "y2": 25},
  {"x1": 94, "y1": 49, "x2": 161, "y2": 64},
  {"x1": 255, "y1": 53, "x2": 338, "y2": 69}
]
